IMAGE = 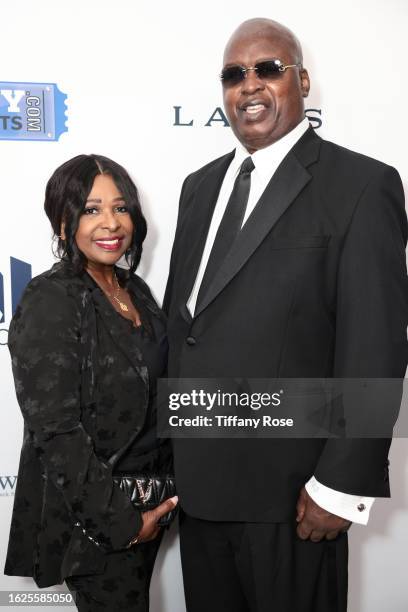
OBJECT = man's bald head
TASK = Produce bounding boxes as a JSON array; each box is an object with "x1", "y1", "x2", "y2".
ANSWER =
[
  {"x1": 224, "y1": 18, "x2": 303, "y2": 66},
  {"x1": 221, "y1": 18, "x2": 309, "y2": 152}
]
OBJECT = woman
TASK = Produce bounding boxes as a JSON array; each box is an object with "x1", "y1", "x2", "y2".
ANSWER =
[{"x1": 4, "y1": 154, "x2": 177, "y2": 611}]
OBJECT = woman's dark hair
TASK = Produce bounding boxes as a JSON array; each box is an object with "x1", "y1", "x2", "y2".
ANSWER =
[{"x1": 44, "y1": 154, "x2": 147, "y2": 277}]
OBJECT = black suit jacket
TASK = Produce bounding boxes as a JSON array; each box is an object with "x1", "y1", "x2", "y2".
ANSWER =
[
  {"x1": 5, "y1": 261, "x2": 167, "y2": 587},
  {"x1": 164, "y1": 127, "x2": 408, "y2": 522}
]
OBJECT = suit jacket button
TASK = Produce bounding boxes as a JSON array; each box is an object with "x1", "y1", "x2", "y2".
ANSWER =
[
  {"x1": 186, "y1": 336, "x2": 196, "y2": 346},
  {"x1": 357, "y1": 503, "x2": 366, "y2": 512}
]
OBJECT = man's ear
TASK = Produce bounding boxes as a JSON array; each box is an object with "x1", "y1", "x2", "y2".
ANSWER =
[
  {"x1": 60, "y1": 221, "x2": 66, "y2": 241},
  {"x1": 300, "y1": 68, "x2": 310, "y2": 98}
]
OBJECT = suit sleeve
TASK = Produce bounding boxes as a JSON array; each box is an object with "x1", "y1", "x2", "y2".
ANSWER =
[
  {"x1": 314, "y1": 165, "x2": 408, "y2": 496},
  {"x1": 8, "y1": 277, "x2": 142, "y2": 551}
]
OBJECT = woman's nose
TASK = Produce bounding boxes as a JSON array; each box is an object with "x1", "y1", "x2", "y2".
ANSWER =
[{"x1": 101, "y1": 210, "x2": 120, "y2": 231}]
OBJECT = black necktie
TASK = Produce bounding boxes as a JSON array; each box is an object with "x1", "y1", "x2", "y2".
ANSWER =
[{"x1": 196, "y1": 156, "x2": 255, "y2": 308}]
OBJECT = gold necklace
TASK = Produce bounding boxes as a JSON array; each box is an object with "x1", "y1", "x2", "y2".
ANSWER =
[{"x1": 105, "y1": 273, "x2": 129, "y2": 312}]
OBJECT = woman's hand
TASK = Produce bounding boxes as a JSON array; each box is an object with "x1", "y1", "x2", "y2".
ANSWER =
[{"x1": 130, "y1": 496, "x2": 178, "y2": 545}]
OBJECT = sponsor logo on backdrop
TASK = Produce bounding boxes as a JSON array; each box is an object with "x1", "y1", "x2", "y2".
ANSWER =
[
  {"x1": 0, "y1": 81, "x2": 68, "y2": 141},
  {"x1": 0, "y1": 475, "x2": 17, "y2": 496},
  {"x1": 173, "y1": 106, "x2": 322, "y2": 129},
  {"x1": 0, "y1": 257, "x2": 32, "y2": 346}
]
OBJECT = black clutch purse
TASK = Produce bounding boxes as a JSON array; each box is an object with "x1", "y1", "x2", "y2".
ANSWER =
[{"x1": 113, "y1": 475, "x2": 178, "y2": 526}]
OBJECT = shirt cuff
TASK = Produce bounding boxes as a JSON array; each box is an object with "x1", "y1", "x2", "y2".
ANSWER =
[{"x1": 305, "y1": 476, "x2": 375, "y2": 525}]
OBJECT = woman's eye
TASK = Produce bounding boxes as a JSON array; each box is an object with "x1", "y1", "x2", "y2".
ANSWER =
[
  {"x1": 83, "y1": 207, "x2": 98, "y2": 215},
  {"x1": 116, "y1": 205, "x2": 128, "y2": 213}
]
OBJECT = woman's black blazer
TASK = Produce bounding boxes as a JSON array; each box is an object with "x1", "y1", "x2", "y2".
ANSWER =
[{"x1": 4, "y1": 261, "x2": 163, "y2": 587}]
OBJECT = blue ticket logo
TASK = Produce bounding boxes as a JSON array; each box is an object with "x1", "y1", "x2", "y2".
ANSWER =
[{"x1": 0, "y1": 81, "x2": 68, "y2": 141}]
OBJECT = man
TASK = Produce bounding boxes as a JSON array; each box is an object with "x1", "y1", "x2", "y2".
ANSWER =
[{"x1": 163, "y1": 18, "x2": 407, "y2": 611}]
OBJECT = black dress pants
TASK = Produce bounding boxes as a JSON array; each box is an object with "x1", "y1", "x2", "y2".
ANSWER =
[
  {"x1": 65, "y1": 534, "x2": 162, "y2": 611},
  {"x1": 179, "y1": 513, "x2": 348, "y2": 612}
]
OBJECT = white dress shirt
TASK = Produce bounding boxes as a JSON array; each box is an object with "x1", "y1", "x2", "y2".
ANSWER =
[
  {"x1": 187, "y1": 118, "x2": 311, "y2": 315},
  {"x1": 187, "y1": 117, "x2": 375, "y2": 525}
]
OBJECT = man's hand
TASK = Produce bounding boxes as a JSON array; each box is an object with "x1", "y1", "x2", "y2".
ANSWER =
[
  {"x1": 296, "y1": 487, "x2": 351, "y2": 542},
  {"x1": 130, "y1": 496, "x2": 178, "y2": 545}
]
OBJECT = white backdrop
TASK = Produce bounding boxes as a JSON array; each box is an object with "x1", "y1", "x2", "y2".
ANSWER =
[{"x1": 1, "y1": 0, "x2": 407, "y2": 610}]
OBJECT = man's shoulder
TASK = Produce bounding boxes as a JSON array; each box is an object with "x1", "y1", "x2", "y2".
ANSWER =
[
  {"x1": 311, "y1": 135, "x2": 403, "y2": 219},
  {"x1": 183, "y1": 151, "x2": 235, "y2": 186},
  {"x1": 318, "y1": 136, "x2": 394, "y2": 177}
]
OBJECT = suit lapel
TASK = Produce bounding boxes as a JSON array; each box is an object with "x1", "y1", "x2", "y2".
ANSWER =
[
  {"x1": 90, "y1": 283, "x2": 152, "y2": 467},
  {"x1": 66, "y1": 269, "x2": 150, "y2": 467},
  {"x1": 82, "y1": 272, "x2": 149, "y2": 387},
  {"x1": 177, "y1": 151, "x2": 235, "y2": 321},
  {"x1": 194, "y1": 127, "x2": 321, "y2": 317}
]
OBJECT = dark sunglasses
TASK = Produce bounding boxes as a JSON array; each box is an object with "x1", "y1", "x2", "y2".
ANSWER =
[{"x1": 220, "y1": 59, "x2": 302, "y2": 87}]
